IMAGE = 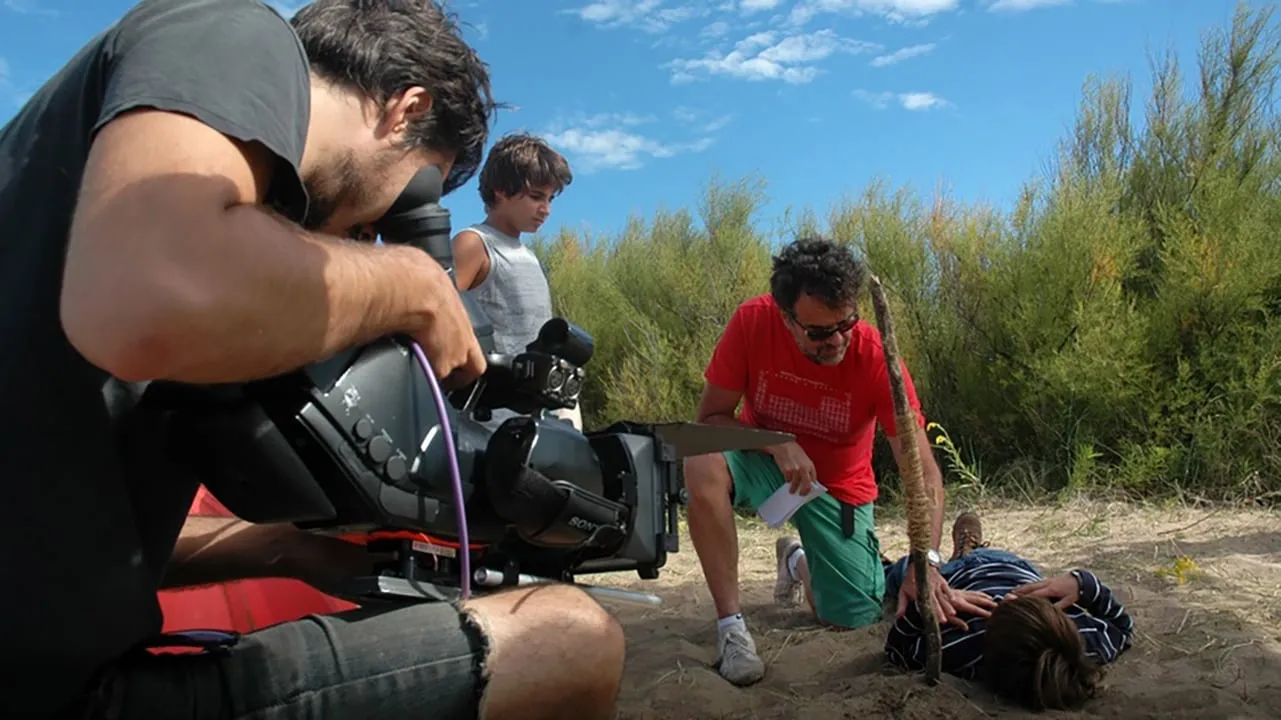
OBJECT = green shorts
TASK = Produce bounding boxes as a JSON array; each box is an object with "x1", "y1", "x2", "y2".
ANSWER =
[{"x1": 726, "y1": 449, "x2": 886, "y2": 629}]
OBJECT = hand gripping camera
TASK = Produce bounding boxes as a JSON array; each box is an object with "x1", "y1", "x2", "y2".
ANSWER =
[{"x1": 166, "y1": 166, "x2": 792, "y2": 607}]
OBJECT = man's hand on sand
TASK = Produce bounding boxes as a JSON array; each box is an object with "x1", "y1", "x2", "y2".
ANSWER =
[
  {"x1": 767, "y1": 441, "x2": 818, "y2": 496},
  {"x1": 896, "y1": 562, "x2": 996, "y2": 632},
  {"x1": 410, "y1": 260, "x2": 487, "y2": 388}
]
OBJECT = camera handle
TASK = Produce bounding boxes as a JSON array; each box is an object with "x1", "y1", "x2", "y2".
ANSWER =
[{"x1": 459, "y1": 374, "x2": 487, "y2": 415}]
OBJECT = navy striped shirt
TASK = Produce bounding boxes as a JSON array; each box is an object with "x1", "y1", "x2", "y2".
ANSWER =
[{"x1": 885, "y1": 559, "x2": 1135, "y2": 679}]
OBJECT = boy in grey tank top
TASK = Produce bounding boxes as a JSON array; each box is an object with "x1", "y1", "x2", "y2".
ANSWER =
[{"x1": 453, "y1": 133, "x2": 583, "y2": 428}]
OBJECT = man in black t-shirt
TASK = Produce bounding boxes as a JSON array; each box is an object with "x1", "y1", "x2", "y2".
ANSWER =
[{"x1": 0, "y1": 1, "x2": 626, "y2": 718}]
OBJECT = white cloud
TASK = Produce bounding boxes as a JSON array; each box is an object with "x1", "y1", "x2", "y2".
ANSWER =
[
  {"x1": 0, "y1": 56, "x2": 28, "y2": 109},
  {"x1": 739, "y1": 0, "x2": 784, "y2": 13},
  {"x1": 666, "y1": 29, "x2": 878, "y2": 84},
  {"x1": 701, "y1": 113, "x2": 734, "y2": 132},
  {"x1": 788, "y1": 0, "x2": 959, "y2": 26},
  {"x1": 870, "y1": 42, "x2": 935, "y2": 67},
  {"x1": 567, "y1": 0, "x2": 709, "y2": 33},
  {"x1": 700, "y1": 20, "x2": 731, "y2": 37},
  {"x1": 672, "y1": 105, "x2": 735, "y2": 133},
  {"x1": 987, "y1": 0, "x2": 1071, "y2": 10},
  {"x1": 542, "y1": 106, "x2": 725, "y2": 172},
  {"x1": 545, "y1": 128, "x2": 713, "y2": 172},
  {"x1": 853, "y1": 88, "x2": 951, "y2": 110},
  {"x1": 561, "y1": 110, "x2": 659, "y2": 129},
  {"x1": 574, "y1": 0, "x2": 660, "y2": 23},
  {"x1": 852, "y1": 89, "x2": 894, "y2": 110},
  {"x1": 3, "y1": 0, "x2": 60, "y2": 17},
  {"x1": 898, "y1": 91, "x2": 948, "y2": 110}
]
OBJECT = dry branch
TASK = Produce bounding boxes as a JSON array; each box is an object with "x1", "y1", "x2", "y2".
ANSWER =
[{"x1": 869, "y1": 273, "x2": 942, "y2": 685}]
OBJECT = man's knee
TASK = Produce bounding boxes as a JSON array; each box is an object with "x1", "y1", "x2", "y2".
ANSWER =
[
  {"x1": 684, "y1": 452, "x2": 732, "y2": 504},
  {"x1": 466, "y1": 581, "x2": 623, "y2": 659},
  {"x1": 812, "y1": 581, "x2": 885, "y2": 630},
  {"x1": 534, "y1": 583, "x2": 626, "y2": 660},
  {"x1": 465, "y1": 583, "x2": 624, "y2": 718}
]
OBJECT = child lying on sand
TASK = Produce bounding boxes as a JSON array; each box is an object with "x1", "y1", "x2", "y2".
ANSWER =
[{"x1": 882, "y1": 512, "x2": 1136, "y2": 711}]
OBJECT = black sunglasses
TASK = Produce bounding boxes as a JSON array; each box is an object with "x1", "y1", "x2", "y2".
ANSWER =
[{"x1": 788, "y1": 311, "x2": 859, "y2": 341}]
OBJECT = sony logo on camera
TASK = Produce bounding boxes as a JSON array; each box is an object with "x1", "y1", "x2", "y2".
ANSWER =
[{"x1": 568, "y1": 515, "x2": 602, "y2": 533}]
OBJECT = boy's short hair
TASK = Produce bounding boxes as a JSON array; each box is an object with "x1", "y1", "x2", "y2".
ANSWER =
[
  {"x1": 983, "y1": 595, "x2": 1105, "y2": 711},
  {"x1": 478, "y1": 132, "x2": 573, "y2": 207}
]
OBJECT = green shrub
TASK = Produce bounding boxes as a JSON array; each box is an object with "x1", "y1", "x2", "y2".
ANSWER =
[{"x1": 532, "y1": 2, "x2": 1281, "y2": 502}]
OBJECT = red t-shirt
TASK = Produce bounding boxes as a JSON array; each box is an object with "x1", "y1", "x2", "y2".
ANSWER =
[{"x1": 704, "y1": 293, "x2": 926, "y2": 506}]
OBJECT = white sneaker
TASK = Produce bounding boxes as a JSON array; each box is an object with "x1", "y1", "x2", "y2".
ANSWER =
[
  {"x1": 716, "y1": 625, "x2": 766, "y2": 686},
  {"x1": 774, "y1": 536, "x2": 803, "y2": 607}
]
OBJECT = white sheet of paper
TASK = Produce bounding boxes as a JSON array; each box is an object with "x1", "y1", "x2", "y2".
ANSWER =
[{"x1": 757, "y1": 481, "x2": 828, "y2": 528}]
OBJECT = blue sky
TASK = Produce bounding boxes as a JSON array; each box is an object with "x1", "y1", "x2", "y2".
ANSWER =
[{"x1": 0, "y1": 0, "x2": 1267, "y2": 242}]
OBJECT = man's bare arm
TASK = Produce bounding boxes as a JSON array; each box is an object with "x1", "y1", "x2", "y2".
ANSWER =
[
  {"x1": 62, "y1": 109, "x2": 452, "y2": 384},
  {"x1": 889, "y1": 427, "x2": 946, "y2": 550},
  {"x1": 695, "y1": 382, "x2": 795, "y2": 453},
  {"x1": 694, "y1": 382, "x2": 751, "y2": 429},
  {"x1": 161, "y1": 516, "x2": 376, "y2": 590},
  {"x1": 161, "y1": 517, "x2": 292, "y2": 589}
]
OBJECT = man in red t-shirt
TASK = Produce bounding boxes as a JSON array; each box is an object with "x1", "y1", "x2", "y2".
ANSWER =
[{"x1": 685, "y1": 237, "x2": 991, "y2": 686}]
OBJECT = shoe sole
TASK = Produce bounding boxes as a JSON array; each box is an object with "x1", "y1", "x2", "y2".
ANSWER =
[{"x1": 774, "y1": 537, "x2": 801, "y2": 606}]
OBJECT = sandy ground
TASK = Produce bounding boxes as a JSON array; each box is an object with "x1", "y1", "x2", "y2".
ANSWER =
[{"x1": 590, "y1": 500, "x2": 1281, "y2": 719}]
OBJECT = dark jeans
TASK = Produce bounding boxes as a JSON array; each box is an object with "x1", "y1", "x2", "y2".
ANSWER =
[
  {"x1": 883, "y1": 547, "x2": 1039, "y2": 600},
  {"x1": 84, "y1": 600, "x2": 490, "y2": 720}
]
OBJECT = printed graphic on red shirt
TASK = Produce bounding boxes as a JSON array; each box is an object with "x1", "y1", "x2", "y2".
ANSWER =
[
  {"x1": 704, "y1": 293, "x2": 926, "y2": 507},
  {"x1": 751, "y1": 370, "x2": 853, "y2": 446}
]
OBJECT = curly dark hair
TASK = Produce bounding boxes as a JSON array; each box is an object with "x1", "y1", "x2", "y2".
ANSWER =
[
  {"x1": 291, "y1": 0, "x2": 502, "y2": 195},
  {"x1": 478, "y1": 133, "x2": 573, "y2": 207},
  {"x1": 769, "y1": 236, "x2": 867, "y2": 313}
]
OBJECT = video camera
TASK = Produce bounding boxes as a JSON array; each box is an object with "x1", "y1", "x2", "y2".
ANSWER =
[{"x1": 166, "y1": 166, "x2": 792, "y2": 607}]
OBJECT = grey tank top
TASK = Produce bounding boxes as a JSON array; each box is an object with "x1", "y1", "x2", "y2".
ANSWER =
[{"x1": 464, "y1": 222, "x2": 554, "y2": 356}]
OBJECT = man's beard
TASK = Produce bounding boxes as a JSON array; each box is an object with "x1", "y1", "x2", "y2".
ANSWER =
[
  {"x1": 299, "y1": 150, "x2": 371, "y2": 232},
  {"x1": 801, "y1": 339, "x2": 848, "y2": 365}
]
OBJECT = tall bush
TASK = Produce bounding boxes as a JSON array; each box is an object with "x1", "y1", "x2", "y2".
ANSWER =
[{"x1": 533, "y1": 2, "x2": 1281, "y2": 501}]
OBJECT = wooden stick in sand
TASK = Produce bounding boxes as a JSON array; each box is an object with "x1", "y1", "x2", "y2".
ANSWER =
[{"x1": 868, "y1": 273, "x2": 942, "y2": 686}]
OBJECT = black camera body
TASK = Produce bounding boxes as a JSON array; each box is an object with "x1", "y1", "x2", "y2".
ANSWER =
[{"x1": 166, "y1": 166, "x2": 792, "y2": 605}]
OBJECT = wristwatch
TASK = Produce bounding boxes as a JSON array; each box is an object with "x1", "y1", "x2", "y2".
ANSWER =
[{"x1": 926, "y1": 548, "x2": 943, "y2": 567}]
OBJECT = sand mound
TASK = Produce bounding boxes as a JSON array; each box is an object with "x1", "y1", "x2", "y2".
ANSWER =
[{"x1": 596, "y1": 501, "x2": 1281, "y2": 719}]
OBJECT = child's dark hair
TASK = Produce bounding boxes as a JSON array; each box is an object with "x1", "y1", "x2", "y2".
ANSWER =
[
  {"x1": 984, "y1": 596, "x2": 1104, "y2": 711},
  {"x1": 478, "y1": 133, "x2": 573, "y2": 207},
  {"x1": 769, "y1": 236, "x2": 867, "y2": 314}
]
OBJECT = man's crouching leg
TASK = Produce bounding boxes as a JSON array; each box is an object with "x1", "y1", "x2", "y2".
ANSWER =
[
  {"x1": 467, "y1": 583, "x2": 626, "y2": 719},
  {"x1": 684, "y1": 450, "x2": 767, "y2": 686},
  {"x1": 790, "y1": 497, "x2": 887, "y2": 631},
  {"x1": 80, "y1": 583, "x2": 624, "y2": 720}
]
